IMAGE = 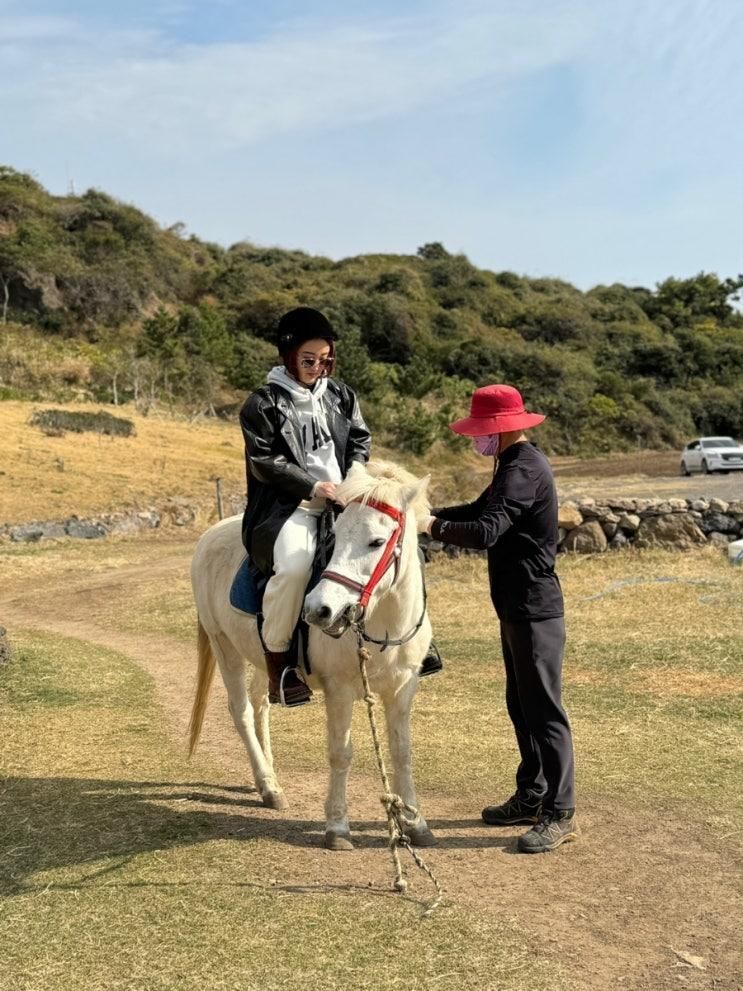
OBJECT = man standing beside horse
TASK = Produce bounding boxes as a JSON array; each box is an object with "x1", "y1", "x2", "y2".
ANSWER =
[{"x1": 420, "y1": 384, "x2": 578, "y2": 854}]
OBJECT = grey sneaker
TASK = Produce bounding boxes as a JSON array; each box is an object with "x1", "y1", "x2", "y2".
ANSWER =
[
  {"x1": 517, "y1": 811, "x2": 579, "y2": 853},
  {"x1": 481, "y1": 793, "x2": 543, "y2": 826}
]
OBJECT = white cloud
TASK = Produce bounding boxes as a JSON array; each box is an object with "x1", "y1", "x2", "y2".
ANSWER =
[
  {"x1": 1, "y1": 2, "x2": 593, "y2": 156},
  {"x1": 0, "y1": 16, "x2": 81, "y2": 40}
]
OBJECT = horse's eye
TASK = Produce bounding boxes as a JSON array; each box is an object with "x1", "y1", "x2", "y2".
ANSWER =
[{"x1": 369, "y1": 537, "x2": 386, "y2": 548}]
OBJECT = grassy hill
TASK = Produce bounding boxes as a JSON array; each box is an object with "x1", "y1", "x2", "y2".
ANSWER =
[{"x1": 2, "y1": 164, "x2": 743, "y2": 456}]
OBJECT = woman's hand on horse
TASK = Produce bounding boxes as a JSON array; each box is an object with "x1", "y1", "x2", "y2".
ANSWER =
[
  {"x1": 313, "y1": 481, "x2": 338, "y2": 501},
  {"x1": 417, "y1": 515, "x2": 436, "y2": 535}
]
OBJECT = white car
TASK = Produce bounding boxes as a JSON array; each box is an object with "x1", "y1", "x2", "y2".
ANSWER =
[{"x1": 680, "y1": 437, "x2": 743, "y2": 475}]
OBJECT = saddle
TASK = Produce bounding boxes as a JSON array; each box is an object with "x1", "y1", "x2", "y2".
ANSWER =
[{"x1": 229, "y1": 504, "x2": 337, "y2": 674}]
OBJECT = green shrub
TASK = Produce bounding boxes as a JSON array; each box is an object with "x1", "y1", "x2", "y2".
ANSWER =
[
  {"x1": 30, "y1": 408, "x2": 136, "y2": 437},
  {"x1": 388, "y1": 400, "x2": 441, "y2": 455}
]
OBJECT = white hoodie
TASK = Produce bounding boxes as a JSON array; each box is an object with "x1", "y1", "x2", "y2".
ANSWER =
[{"x1": 266, "y1": 366, "x2": 342, "y2": 486}]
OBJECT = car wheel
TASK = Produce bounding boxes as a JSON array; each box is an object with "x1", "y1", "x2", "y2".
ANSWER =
[
  {"x1": 701, "y1": 460, "x2": 710, "y2": 475},
  {"x1": 680, "y1": 460, "x2": 691, "y2": 477}
]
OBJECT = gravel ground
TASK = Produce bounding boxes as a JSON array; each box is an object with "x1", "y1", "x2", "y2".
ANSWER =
[{"x1": 552, "y1": 450, "x2": 743, "y2": 502}]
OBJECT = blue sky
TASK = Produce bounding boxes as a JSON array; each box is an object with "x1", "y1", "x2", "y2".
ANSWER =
[{"x1": 2, "y1": 0, "x2": 742, "y2": 289}]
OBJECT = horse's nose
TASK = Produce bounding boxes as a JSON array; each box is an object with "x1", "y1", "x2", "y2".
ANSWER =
[{"x1": 303, "y1": 602, "x2": 332, "y2": 626}]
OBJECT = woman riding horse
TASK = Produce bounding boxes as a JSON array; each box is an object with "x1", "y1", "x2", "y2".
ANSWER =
[{"x1": 239, "y1": 307, "x2": 372, "y2": 707}]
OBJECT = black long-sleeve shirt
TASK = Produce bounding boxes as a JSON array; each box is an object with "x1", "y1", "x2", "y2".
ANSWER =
[{"x1": 431, "y1": 441, "x2": 563, "y2": 622}]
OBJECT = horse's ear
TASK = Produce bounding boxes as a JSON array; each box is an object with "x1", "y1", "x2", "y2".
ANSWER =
[{"x1": 401, "y1": 475, "x2": 430, "y2": 512}]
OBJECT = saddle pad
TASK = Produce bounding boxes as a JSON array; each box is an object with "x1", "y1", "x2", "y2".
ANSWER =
[{"x1": 229, "y1": 557, "x2": 265, "y2": 615}]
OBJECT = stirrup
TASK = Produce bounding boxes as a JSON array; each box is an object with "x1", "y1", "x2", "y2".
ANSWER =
[
  {"x1": 419, "y1": 641, "x2": 444, "y2": 678},
  {"x1": 277, "y1": 667, "x2": 312, "y2": 708}
]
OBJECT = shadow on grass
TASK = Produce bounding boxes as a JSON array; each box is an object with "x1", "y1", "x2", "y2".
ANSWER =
[{"x1": 0, "y1": 777, "x2": 515, "y2": 895}]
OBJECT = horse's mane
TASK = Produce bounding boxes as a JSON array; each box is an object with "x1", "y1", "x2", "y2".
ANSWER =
[{"x1": 336, "y1": 460, "x2": 430, "y2": 519}]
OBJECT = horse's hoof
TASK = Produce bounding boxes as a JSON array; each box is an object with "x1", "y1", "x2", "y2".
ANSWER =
[
  {"x1": 325, "y1": 830, "x2": 354, "y2": 851},
  {"x1": 407, "y1": 827, "x2": 436, "y2": 848},
  {"x1": 262, "y1": 790, "x2": 289, "y2": 811}
]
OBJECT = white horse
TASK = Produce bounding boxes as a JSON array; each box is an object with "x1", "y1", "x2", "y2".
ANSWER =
[{"x1": 188, "y1": 460, "x2": 436, "y2": 851}]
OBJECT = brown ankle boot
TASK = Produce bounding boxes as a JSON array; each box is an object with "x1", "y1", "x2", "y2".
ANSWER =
[{"x1": 264, "y1": 650, "x2": 312, "y2": 708}]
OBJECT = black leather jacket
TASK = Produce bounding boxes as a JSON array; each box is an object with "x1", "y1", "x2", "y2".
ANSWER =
[{"x1": 240, "y1": 378, "x2": 371, "y2": 575}]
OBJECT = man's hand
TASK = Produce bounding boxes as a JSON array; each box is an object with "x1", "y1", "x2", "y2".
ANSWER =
[{"x1": 313, "y1": 481, "x2": 338, "y2": 501}]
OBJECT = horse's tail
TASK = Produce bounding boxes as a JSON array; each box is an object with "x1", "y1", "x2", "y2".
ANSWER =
[{"x1": 188, "y1": 619, "x2": 217, "y2": 757}]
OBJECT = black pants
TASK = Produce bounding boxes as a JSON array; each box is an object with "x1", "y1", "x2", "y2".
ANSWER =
[{"x1": 500, "y1": 617, "x2": 575, "y2": 812}]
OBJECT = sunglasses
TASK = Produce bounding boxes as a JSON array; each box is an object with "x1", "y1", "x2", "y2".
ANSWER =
[{"x1": 299, "y1": 357, "x2": 333, "y2": 369}]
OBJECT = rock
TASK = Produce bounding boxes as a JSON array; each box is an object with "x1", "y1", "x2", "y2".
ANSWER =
[
  {"x1": 608, "y1": 498, "x2": 633, "y2": 512},
  {"x1": 580, "y1": 503, "x2": 608, "y2": 520},
  {"x1": 642, "y1": 500, "x2": 672, "y2": 516},
  {"x1": 727, "y1": 500, "x2": 743, "y2": 514},
  {"x1": 602, "y1": 521, "x2": 618, "y2": 539},
  {"x1": 557, "y1": 502, "x2": 583, "y2": 530},
  {"x1": 162, "y1": 498, "x2": 197, "y2": 526},
  {"x1": 634, "y1": 499, "x2": 652, "y2": 513},
  {"x1": 707, "y1": 532, "x2": 732, "y2": 548},
  {"x1": 699, "y1": 512, "x2": 738, "y2": 535},
  {"x1": 669, "y1": 498, "x2": 688, "y2": 512},
  {"x1": 691, "y1": 498, "x2": 709, "y2": 512},
  {"x1": 106, "y1": 510, "x2": 161, "y2": 534},
  {"x1": 617, "y1": 513, "x2": 641, "y2": 533},
  {"x1": 65, "y1": 518, "x2": 108, "y2": 540},
  {"x1": 562, "y1": 521, "x2": 608, "y2": 553},
  {"x1": 708, "y1": 497, "x2": 729, "y2": 513},
  {"x1": 635, "y1": 514, "x2": 706, "y2": 550},
  {"x1": 136, "y1": 510, "x2": 161, "y2": 528},
  {"x1": 609, "y1": 530, "x2": 629, "y2": 550},
  {"x1": 9, "y1": 524, "x2": 46, "y2": 543},
  {"x1": 557, "y1": 527, "x2": 567, "y2": 545},
  {"x1": 9, "y1": 522, "x2": 67, "y2": 542}
]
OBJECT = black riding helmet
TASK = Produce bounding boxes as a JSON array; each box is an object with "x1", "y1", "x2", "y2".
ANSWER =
[
  {"x1": 277, "y1": 307, "x2": 338, "y2": 356},
  {"x1": 278, "y1": 307, "x2": 338, "y2": 380}
]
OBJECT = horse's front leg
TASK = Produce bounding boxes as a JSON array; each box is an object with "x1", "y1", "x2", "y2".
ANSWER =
[
  {"x1": 323, "y1": 684, "x2": 355, "y2": 851},
  {"x1": 381, "y1": 676, "x2": 436, "y2": 847},
  {"x1": 249, "y1": 668, "x2": 274, "y2": 772}
]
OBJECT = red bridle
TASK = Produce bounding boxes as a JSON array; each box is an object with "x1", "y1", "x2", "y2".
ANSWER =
[{"x1": 320, "y1": 498, "x2": 405, "y2": 609}]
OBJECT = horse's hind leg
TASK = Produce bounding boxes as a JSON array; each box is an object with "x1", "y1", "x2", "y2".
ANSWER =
[
  {"x1": 381, "y1": 679, "x2": 435, "y2": 847},
  {"x1": 213, "y1": 632, "x2": 288, "y2": 811},
  {"x1": 323, "y1": 685, "x2": 355, "y2": 851}
]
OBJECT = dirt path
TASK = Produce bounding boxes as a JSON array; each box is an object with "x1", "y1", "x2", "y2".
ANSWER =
[{"x1": 3, "y1": 554, "x2": 742, "y2": 991}]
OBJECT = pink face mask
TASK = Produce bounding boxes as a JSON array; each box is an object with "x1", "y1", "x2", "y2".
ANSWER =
[{"x1": 473, "y1": 433, "x2": 500, "y2": 457}]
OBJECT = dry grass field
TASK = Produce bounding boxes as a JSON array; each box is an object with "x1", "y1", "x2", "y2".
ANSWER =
[
  {"x1": 1, "y1": 402, "x2": 742, "y2": 990},
  {"x1": 6, "y1": 399, "x2": 741, "y2": 529}
]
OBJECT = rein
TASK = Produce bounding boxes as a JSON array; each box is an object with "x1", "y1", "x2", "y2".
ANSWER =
[
  {"x1": 320, "y1": 497, "x2": 427, "y2": 649},
  {"x1": 321, "y1": 495, "x2": 444, "y2": 914}
]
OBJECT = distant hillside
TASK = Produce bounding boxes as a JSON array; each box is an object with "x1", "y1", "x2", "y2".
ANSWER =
[{"x1": 2, "y1": 164, "x2": 742, "y2": 455}]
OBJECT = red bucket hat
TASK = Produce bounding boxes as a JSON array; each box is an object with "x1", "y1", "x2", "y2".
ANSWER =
[{"x1": 450, "y1": 384, "x2": 546, "y2": 436}]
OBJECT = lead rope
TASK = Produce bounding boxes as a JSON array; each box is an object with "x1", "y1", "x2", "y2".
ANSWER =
[{"x1": 354, "y1": 627, "x2": 444, "y2": 918}]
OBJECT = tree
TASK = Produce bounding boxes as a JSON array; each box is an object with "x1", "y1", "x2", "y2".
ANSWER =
[
  {"x1": 416, "y1": 242, "x2": 450, "y2": 261},
  {"x1": 642, "y1": 272, "x2": 743, "y2": 328}
]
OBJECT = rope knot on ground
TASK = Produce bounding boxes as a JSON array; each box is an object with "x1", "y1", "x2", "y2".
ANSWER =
[{"x1": 355, "y1": 629, "x2": 444, "y2": 917}]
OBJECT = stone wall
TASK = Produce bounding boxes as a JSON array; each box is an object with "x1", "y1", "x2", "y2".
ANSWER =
[
  {"x1": 422, "y1": 496, "x2": 743, "y2": 558},
  {"x1": 1, "y1": 508, "x2": 163, "y2": 543},
  {"x1": 557, "y1": 497, "x2": 743, "y2": 552},
  {"x1": 4, "y1": 494, "x2": 743, "y2": 554}
]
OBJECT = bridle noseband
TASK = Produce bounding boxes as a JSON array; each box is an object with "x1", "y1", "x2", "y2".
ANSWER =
[
  {"x1": 319, "y1": 497, "x2": 427, "y2": 648},
  {"x1": 321, "y1": 498, "x2": 404, "y2": 608}
]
